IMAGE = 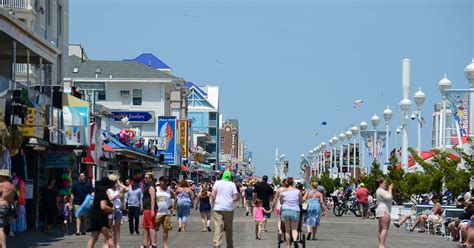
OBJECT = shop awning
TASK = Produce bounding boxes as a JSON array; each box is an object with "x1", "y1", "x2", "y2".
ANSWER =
[{"x1": 181, "y1": 164, "x2": 190, "y2": 172}]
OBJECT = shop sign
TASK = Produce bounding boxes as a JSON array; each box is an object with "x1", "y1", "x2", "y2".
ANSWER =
[
  {"x1": 111, "y1": 111, "x2": 154, "y2": 124},
  {"x1": 74, "y1": 82, "x2": 106, "y2": 91},
  {"x1": 157, "y1": 116, "x2": 177, "y2": 165},
  {"x1": 177, "y1": 120, "x2": 189, "y2": 159},
  {"x1": 20, "y1": 107, "x2": 45, "y2": 139},
  {"x1": 45, "y1": 153, "x2": 71, "y2": 168}
]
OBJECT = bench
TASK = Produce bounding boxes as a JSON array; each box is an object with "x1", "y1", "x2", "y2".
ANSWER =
[{"x1": 444, "y1": 208, "x2": 463, "y2": 218}]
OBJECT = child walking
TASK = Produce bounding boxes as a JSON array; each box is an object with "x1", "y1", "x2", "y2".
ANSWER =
[
  {"x1": 254, "y1": 199, "x2": 271, "y2": 240},
  {"x1": 59, "y1": 195, "x2": 72, "y2": 235}
]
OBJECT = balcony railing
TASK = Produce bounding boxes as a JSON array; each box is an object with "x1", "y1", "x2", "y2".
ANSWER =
[
  {"x1": 16, "y1": 63, "x2": 34, "y2": 74},
  {"x1": 0, "y1": 0, "x2": 33, "y2": 9}
]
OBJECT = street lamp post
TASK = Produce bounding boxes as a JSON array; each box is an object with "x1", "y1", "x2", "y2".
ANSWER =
[
  {"x1": 438, "y1": 74, "x2": 452, "y2": 150},
  {"x1": 383, "y1": 107, "x2": 393, "y2": 174},
  {"x1": 400, "y1": 58, "x2": 412, "y2": 171},
  {"x1": 414, "y1": 88, "x2": 426, "y2": 157},
  {"x1": 345, "y1": 130, "x2": 353, "y2": 179},
  {"x1": 338, "y1": 133, "x2": 345, "y2": 181},
  {"x1": 329, "y1": 139, "x2": 334, "y2": 176},
  {"x1": 371, "y1": 114, "x2": 380, "y2": 169},
  {"x1": 320, "y1": 142, "x2": 327, "y2": 176},
  {"x1": 332, "y1": 136, "x2": 338, "y2": 178},
  {"x1": 351, "y1": 126, "x2": 359, "y2": 178},
  {"x1": 359, "y1": 121, "x2": 368, "y2": 174}
]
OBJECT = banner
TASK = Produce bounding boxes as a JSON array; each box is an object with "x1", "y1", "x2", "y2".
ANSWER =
[
  {"x1": 177, "y1": 120, "x2": 189, "y2": 159},
  {"x1": 444, "y1": 89, "x2": 470, "y2": 139},
  {"x1": 157, "y1": 116, "x2": 177, "y2": 165},
  {"x1": 360, "y1": 130, "x2": 388, "y2": 158}
]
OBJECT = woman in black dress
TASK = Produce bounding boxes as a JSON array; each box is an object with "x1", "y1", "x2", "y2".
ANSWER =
[{"x1": 87, "y1": 177, "x2": 115, "y2": 248}]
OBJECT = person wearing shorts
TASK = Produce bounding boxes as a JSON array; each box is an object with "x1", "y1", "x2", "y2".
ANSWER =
[
  {"x1": 155, "y1": 176, "x2": 177, "y2": 248},
  {"x1": 280, "y1": 178, "x2": 302, "y2": 248},
  {"x1": 141, "y1": 172, "x2": 157, "y2": 248}
]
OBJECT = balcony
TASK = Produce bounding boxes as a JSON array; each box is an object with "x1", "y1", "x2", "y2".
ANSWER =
[{"x1": 0, "y1": 0, "x2": 34, "y2": 9}]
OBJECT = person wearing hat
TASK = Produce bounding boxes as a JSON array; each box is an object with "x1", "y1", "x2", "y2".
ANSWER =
[
  {"x1": 0, "y1": 169, "x2": 14, "y2": 248},
  {"x1": 211, "y1": 171, "x2": 239, "y2": 248},
  {"x1": 356, "y1": 183, "x2": 370, "y2": 219}
]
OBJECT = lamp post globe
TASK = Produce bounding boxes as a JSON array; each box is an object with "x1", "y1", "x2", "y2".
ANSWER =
[
  {"x1": 321, "y1": 142, "x2": 327, "y2": 150},
  {"x1": 414, "y1": 88, "x2": 426, "y2": 109},
  {"x1": 345, "y1": 130, "x2": 353, "y2": 140},
  {"x1": 371, "y1": 114, "x2": 380, "y2": 128},
  {"x1": 332, "y1": 136, "x2": 338, "y2": 145},
  {"x1": 383, "y1": 107, "x2": 393, "y2": 123},
  {"x1": 438, "y1": 74, "x2": 452, "y2": 93},
  {"x1": 351, "y1": 126, "x2": 359, "y2": 136},
  {"x1": 465, "y1": 59, "x2": 474, "y2": 88},
  {"x1": 301, "y1": 154, "x2": 305, "y2": 159},
  {"x1": 339, "y1": 133, "x2": 345, "y2": 142},
  {"x1": 360, "y1": 121, "x2": 368, "y2": 131},
  {"x1": 399, "y1": 98, "x2": 412, "y2": 112}
]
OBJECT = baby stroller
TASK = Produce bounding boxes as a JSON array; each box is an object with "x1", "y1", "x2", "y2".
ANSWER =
[{"x1": 277, "y1": 208, "x2": 306, "y2": 248}]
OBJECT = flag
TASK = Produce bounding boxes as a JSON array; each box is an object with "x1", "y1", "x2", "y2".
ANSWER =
[
  {"x1": 417, "y1": 115, "x2": 426, "y2": 128},
  {"x1": 314, "y1": 132, "x2": 319, "y2": 136},
  {"x1": 390, "y1": 148, "x2": 396, "y2": 158}
]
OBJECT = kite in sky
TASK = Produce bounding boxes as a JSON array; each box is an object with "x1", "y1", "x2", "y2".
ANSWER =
[{"x1": 354, "y1": 99, "x2": 364, "y2": 108}]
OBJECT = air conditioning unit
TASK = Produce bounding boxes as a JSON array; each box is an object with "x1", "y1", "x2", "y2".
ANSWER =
[{"x1": 120, "y1": 90, "x2": 130, "y2": 97}]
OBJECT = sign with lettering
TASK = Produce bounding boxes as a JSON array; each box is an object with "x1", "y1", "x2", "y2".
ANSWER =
[
  {"x1": 74, "y1": 82, "x2": 105, "y2": 91},
  {"x1": 111, "y1": 111, "x2": 154, "y2": 124},
  {"x1": 20, "y1": 107, "x2": 45, "y2": 139},
  {"x1": 177, "y1": 120, "x2": 189, "y2": 159}
]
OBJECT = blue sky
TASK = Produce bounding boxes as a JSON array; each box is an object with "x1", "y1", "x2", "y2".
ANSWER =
[{"x1": 70, "y1": 0, "x2": 473, "y2": 177}]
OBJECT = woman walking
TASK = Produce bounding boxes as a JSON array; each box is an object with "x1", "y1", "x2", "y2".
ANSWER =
[
  {"x1": 87, "y1": 177, "x2": 115, "y2": 248},
  {"x1": 195, "y1": 184, "x2": 212, "y2": 232},
  {"x1": 375, "y1": 178, "x2": 393, "y2": 248},
  {"x1": 176, "y1": 179, "x2": 194, "y2": 232},
  {"x1": 280, "y1": 178, "x2": 302, "y2": 248},
  {"x1": 303, "y1": 182, "x2": 327, "y2": 240},
  {"x1": 106, "y1": 174, "x2": 128, "y2": 248},
  {"x1": 272, "y1": 179, "x2": 287, "y2": 235}
]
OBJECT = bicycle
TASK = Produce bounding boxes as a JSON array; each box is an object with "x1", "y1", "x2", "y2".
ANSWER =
[{"x1": 333, "y1": 196, "x2": 361, "y2": 217}]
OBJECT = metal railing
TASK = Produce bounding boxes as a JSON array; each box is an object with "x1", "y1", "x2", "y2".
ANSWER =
[{"x1": 0, "y1": 0, "x2": 32, "y2": 9}]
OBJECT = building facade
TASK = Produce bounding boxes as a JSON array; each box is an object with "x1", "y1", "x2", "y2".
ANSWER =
[
  {"x1": 186, "y1": 82, "x2": 220, "y2": 169},
  {"x1": 220, "y1": 119, "x2": 239, "y2": 161}
]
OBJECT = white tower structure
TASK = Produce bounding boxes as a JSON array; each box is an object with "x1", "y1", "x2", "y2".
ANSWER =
[{"x1": 400, "y1": 59, "x2": 412, "y2": 171}]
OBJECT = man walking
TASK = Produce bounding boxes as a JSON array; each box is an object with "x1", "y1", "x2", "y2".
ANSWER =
[
  {"x1": 211, "y1": 171, "x2": 239, "y2": 248},
  {"x1": 125, "y1": 177, "x2": 142, "y2": 235},
  {"x1": 355, "y1": 183, "x2": 370, "y2": 219},
  {"x1": 141, "y1": 172, "x2": 156, "y2": 248},
  {"x1": 71, "y1": 173, "x2": 93, "y2": 235},
  {"x1": 253, "y1": 175, "x2": 274, "y2": 232}
]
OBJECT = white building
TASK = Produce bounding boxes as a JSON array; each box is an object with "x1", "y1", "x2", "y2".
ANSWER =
[
  {"x1": 0, "y1": 0, "x2": 68, "y2": 91},
  {"x1": 64, "y1": 55, "x2": 186, "y2": 138}
]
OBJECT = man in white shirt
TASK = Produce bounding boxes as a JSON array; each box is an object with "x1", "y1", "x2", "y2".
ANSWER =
[{"x1": 211, "y1": 171, "x2": 239, "y2": 248}]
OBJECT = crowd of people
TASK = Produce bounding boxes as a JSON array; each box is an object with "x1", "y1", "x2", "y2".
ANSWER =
[{"x1": 4, "y1": 169, "x2": 474, "y2": 248}]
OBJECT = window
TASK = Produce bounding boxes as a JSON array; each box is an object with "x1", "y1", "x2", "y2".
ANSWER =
[
  {"x1": 221, "y1": 136, "x2": 225, "y2": 143},
  {"x1": 132, "y1": 89, "x2": 142, "y2": 105},
  {"x1": 97, "y1": 91, "x2": 106, "y2": 100},
  {"x1": 209, "y1": 128, "x2": 217, "y2": 136}
]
